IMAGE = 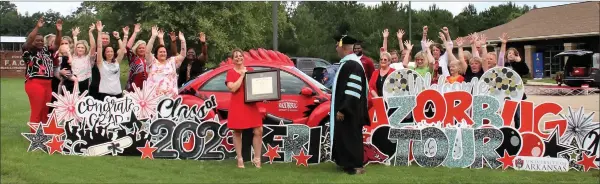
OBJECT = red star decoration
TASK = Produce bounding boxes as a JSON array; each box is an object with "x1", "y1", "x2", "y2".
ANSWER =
[
  {"x1": 292, "y1": 148, "x2": 312, "y2": 167},
  {"x1": 28, "y1": 112, "x2": 64, "y2": 136},
  {"x1": 497, "y1": 150, "x2": 516, "y2": 170},
  {"x1": 576, "y1": 152, "x2": 598, "y2": 172},
  {"x1": 137, "y1": 141, "x2": 157, "y2": 160},
  {"x1": 262, "y1": 144, "x2": 281, "y2": 164},
  {"x1": 46, "y1": 135, "x2": 63, "y2": 155}
]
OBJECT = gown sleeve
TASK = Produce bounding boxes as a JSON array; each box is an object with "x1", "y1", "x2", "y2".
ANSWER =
[{"x1": 337, "y1": 61, "x2": 367, "y2": 117}]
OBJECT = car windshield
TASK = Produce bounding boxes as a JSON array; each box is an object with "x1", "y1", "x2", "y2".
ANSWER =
[
  {"x1": 287, "y1": 66, "x2": 331, "y2": 94},
  {"x1": 178, "y1": 68, "x2": 214, "y2": 90}
]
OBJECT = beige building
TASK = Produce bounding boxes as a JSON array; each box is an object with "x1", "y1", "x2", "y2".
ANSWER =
[{"x1": 480, "y1": 1, "x2": 599, "y2": 77}]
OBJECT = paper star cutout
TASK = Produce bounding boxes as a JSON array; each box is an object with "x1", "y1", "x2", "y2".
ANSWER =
[
  {"x1": 28, "y1": 111, "x2": 65, "y2": 136},
  {"x1": 46, "y1": 135, "x2": 63, "y2": 155},
  {"x1": 543, "y1": 129, "x2": 577, "y2": 157},
  {"x1": 137, "y1": 141, "x2": 157, "y2": 160},
  {"x1": 576, "y1": 152, "x2": 599, "y2": 172},
  {"x1": 22, "y1": 124, "x2": 53, "y2": 153},
  {"x1": 263, "y1": 144, "x2": 281, "y2": 164},
  {"x1": 292, "y1": 148, "x2": 312, "y2": 167},
  {"x1": 120, "y1": 111, "x2": 141, "y2": 135},
  {"x1": 497, "y1": 150, "x2": 516, "y2": 170}
]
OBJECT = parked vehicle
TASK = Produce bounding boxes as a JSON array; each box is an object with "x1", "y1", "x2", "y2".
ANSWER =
[
  {"x1": 554, "y1": 50, "x2": 600, "y2": 87},
  {"x1": 290, "y1": 57, "x2": 331, "y2": 77},
  {"x1": 179, "y1": 49, "x2": 332, "y2": 128}
]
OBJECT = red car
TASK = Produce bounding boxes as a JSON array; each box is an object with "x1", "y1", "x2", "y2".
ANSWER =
[{"x1": 178, "y1": 49, "x2": 332, "y2": 128}]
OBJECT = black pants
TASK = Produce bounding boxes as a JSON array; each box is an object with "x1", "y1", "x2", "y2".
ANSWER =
[
  {"x1": 48, "y1": 77, "x2": 61, "y2": 113},
  {"x1": 88, "y1": 65, "x2": 101, "y2": 98},
  {"x1": 78, "y1": 78, "x2": 90, "y2": 95}
]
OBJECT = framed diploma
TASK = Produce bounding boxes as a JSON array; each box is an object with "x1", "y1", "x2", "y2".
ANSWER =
[{"x1": 244, "y1": 69, "x2": 281, "y2": 103}]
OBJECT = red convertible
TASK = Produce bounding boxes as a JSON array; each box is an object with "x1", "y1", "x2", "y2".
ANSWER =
[{"x1": 178, "y1": 49, "x2": 332, "y2": 128}]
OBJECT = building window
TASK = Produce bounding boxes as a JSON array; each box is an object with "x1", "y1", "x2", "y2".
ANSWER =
[{"x1": 542, "y1": 45, "x2": 565, "y2": 77}]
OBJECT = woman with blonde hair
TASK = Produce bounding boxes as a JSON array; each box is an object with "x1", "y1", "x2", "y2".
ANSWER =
[
  {"x1": 409, "y1": 39, "x2": 435, "y2": 78},
  {"x1": 224, "y1": 48, "x2": 264, "y2": 169},
  {"x1": 63, "y1": 24, "x2": 97, "y2": 94},
  {"x1": 124, "y1": 23, "x2": 151, "y2": 91}
]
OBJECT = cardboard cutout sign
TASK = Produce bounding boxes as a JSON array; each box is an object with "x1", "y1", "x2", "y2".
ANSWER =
[{"x1": 24, "y1": 68, "x2": 598, "y2": 172}]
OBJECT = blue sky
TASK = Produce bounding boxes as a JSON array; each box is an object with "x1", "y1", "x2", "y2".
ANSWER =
[{"x1": 11, "y1": 1, "x2": 580, "y2": 17}]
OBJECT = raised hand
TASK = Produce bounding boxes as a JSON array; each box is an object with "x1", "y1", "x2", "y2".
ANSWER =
[
  {"x1": 455, "y1": 37, "x2": 465, "y2": 47},
  {"x1": 123, "y1": 26, "x2": 130, "y2": 35},
  {"x1": 56, "y1": 19, "x2": 63, "y2": 31},
  {"x1": 72, "y1": 27, "x2": 80, "y2": 36},
  {"x1": 169, "y1": 31, "x2": 177, "y2": 41},
  {"x1": 441, "y1": 27, "x2": 449, "y2": 35},
  {"x1": 151, "y1": 25, "x2": 158, "y2": 37},
  {"x1": 198, "y1": 32, "x2": 206, "y2": 42},
  {"x1": 397, "y1": 29, "x2": 405, "y2": 39},
  {"x1": 36, "y1": 16, "x2": 44, "y2": 28},
  {"x1": 423, "y1": 26, "x2": 428, "y2": 33},
  {"x1": 96, "y1": 20, "x2": 104, "y2": 32},
  {"x1": 424, "y1": 39, "x2": 434, "y2": 48},
  {"x1": 467, "y1": 33, "x2": 477, "y2": 44},
  {"x1": 134, "y1": 23, "x2": 141, "y2": 33},
  {"x1": 112, "y1": 31, "x2": 120, "y2": 39},
  {"x1": 157, "y1": 29, "x2": 165, "y2": 39},
  {"x1": 178, "y1": 31, "x2": 185, "y2": 41},
  {"x1": 438, "y1": 32, "x2": 446, "y2": 43},
  {"x1": 478, "y1": 34, "x2": 488, "y2": 45},
  {"x1": 499, "y1": 33, "x2": 509, "y2": 44},
  {"x1": 404, "y1": 40, "x2": 413, "y2": 50},
  {"x1": 89, "y1": 23, "x2": 95, "y2": 32},
  {"x1": 382, "y1": 29, "x2": 389, "y2": 38}
]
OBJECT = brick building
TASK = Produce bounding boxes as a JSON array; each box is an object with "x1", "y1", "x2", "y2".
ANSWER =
[{"x1": 480, "y1": 1, "x2": 599, "y2": 78}]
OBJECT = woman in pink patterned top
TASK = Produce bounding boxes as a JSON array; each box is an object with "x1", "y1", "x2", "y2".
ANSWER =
[{"x1": 145, "y1": 25, "x2": 187, "y2": 97}]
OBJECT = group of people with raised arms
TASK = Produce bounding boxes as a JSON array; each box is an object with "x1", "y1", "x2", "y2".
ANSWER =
[
  {"x1": 22, "y1": 17, "x2": 262, "y2": 169},
  {"x1": 22, "y1": 17, "x2": 209, "y2": 131},
  {"x1": 22, "y1": 16, "x2": 528, "y2": 172}
]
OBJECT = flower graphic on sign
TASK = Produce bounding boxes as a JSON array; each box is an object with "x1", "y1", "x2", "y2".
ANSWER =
[
  {"x1": 46, "y1": 85, "x2": 87, "y2": 126},
  {"x1": 124, "y1": 81, "x2": 163, "y2": 119}
]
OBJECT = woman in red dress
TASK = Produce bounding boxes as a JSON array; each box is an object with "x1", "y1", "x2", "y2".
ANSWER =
[{"x1": 225, "y1": 49, "x2": 263, "y2": 169}]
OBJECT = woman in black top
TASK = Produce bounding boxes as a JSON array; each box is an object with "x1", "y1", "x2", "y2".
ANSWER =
[
  {"x1": 505, "y1": 47, "x2": 529, "y2": 128},
  {"x1": 173, "y1": 32, "x2": 208, "y2": 87}
]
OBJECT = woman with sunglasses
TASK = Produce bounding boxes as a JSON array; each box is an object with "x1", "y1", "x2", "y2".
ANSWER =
[{"x1": 369, "y1": 51, "x2": 395, "y2": 98}]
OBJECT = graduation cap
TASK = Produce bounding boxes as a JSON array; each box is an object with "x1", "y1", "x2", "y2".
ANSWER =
[{"x1": 333, "y1": 35, "x2": 359, "y2": 47}]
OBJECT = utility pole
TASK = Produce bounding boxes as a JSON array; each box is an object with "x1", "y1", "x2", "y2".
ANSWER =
[
  {"x1": 408, "y1": 1, "x2": 412, "y2": 44},
  {"x1": 272, "y1": 1, "x2": 279, "y2": 51}
]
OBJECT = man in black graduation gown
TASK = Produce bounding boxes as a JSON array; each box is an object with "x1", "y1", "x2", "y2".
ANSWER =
[{"x1": 329, "y1": 34, "x2": 370, "y2": 175}]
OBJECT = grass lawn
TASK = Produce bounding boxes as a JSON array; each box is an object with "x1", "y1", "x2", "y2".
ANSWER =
[{"x1": 1, "y1": 77, "x2": 599, "y2": 183}]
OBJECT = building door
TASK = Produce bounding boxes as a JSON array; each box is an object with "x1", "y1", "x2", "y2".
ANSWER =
[{"x1": 543, "y1": 45, "x2": 565, "y2": 77}]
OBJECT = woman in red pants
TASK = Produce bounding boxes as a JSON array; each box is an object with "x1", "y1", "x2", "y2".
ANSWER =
[
  {"x1": 225, "y1": 49, "x2": 264, "y2": 169},
  {"x1": 23, "y1": 17, "x2": 64, "y2": 132}
]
